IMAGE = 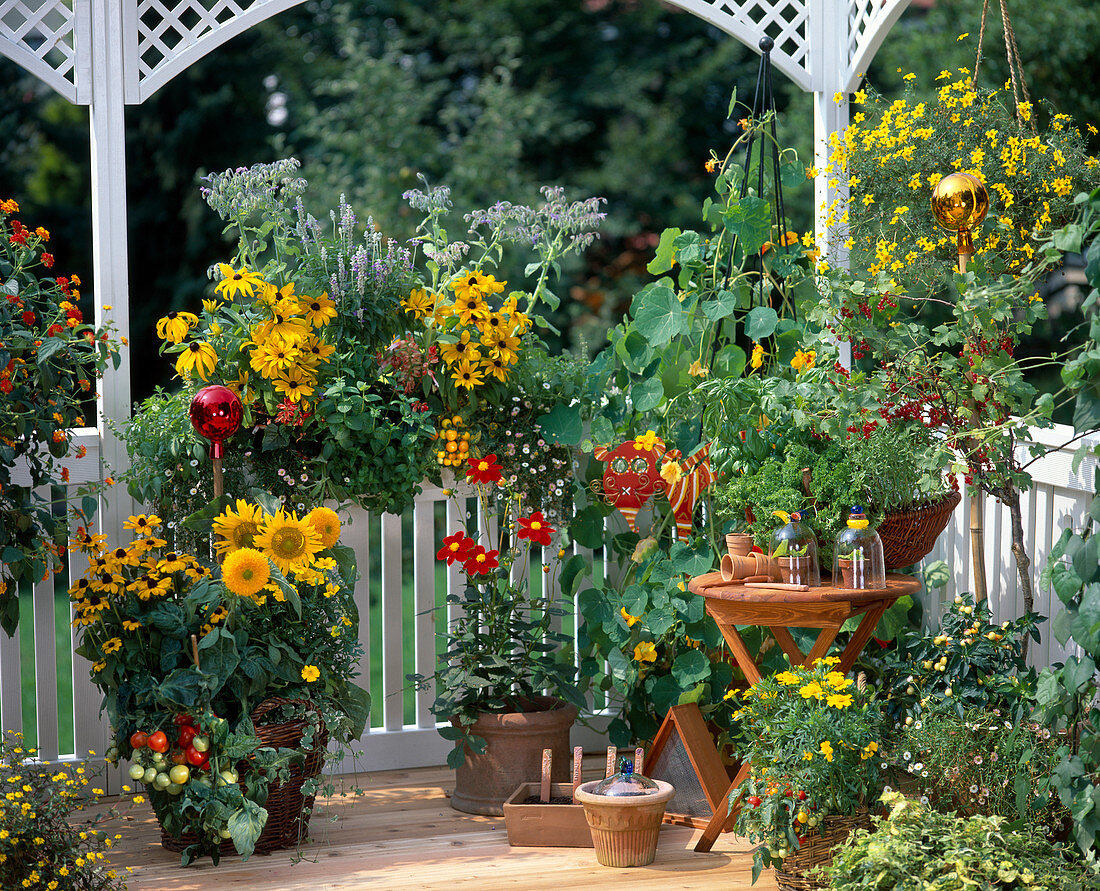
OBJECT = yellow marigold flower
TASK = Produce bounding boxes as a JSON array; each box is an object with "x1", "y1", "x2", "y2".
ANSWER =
[
  {"x1": 214, "y1": 264, "x2": 264, "y2": 300},
  {"x1": 301, "y1": 664, "x2": 321, "y2": 683},
  {"x1": 222, "y1": 548, "x2": 270, "y2": 598},
  {"x1": 0, "y1": 198, "x2": 19, "y2": 213},
  {"x1": 175, "y1": 341, "x2": 218, "y2": 380},
  {"x1": 155, "y1": 311, "x2": 198, "y2": 344},
  {"x1": 633, "y1": 430, "x2": 659, "y2": 451},
  {"x1": 819, "y1": 740, "x2": 834, "y2": 762},
  {"x1": 774, "y1": 671, "x2": 800, "y2": 686},
  {"x1": 826, "y1": 693, "x2": 854, "y2": 709},
  {"x1": 305, "y1": 506, "x2": 341, "y2": 549},
  {"x1": 660, "y1": 459, "x2": 683, "y2": 487},
  {"x1": 620, "y1": 607, "x2": 640, "y2": 627},
  {"x1": 633, "y1": 641, "x2": 657, "y2": 663},
  {"x1": 799, "y1": 682, "x2": 824, "y2": 700}
]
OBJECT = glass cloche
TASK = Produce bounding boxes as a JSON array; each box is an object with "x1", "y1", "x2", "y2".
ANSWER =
[
  {"x1": 768, "y1": 510, "x2": 820, "y2": 587},
  {"x1": 832, "y1": 506, "x2": 886, "y2": 590},
  {"x1": 591, "y1": 758, "x2": 660, "y2": 797}
]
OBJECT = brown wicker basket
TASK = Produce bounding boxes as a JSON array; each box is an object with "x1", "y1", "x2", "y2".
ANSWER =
[
  {"x1": 159, "y1": 697, "x2": 329, "y2": 857},
  {"x1": 878, "y1": 491, "x2": 961, "y2": 570},
  {"x1": 775, "y1": 811, "x2": 871, "y2": 891}
]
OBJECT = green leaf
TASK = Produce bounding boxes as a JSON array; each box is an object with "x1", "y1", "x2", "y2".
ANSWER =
[
  {"x1": 1073, "y1": 388, "x2": 1100, "y2": 434},
  {"x1": 560, "y1": 555, "x2": 588, "y2": 599},
  {"x1": 182, "y1": 496, "x2": 233, "y2": 534},
  {"x1": 343, "y1": 681, "x2": 371, "y2": 738},
  {"x1": 615, "y1": 329, "x2": 654, "y2": 373},
  {"x1": 714, "y1": 344, "x2": 747, "y2": 377},
  {"x1": 671, "y1": 649, "x2": 711, "y2": 686},
  {"x1": 570, "y1": 504, "x2": 608, "y2": 550},
  {"x1": 621, "y1": 585, "x2": 649, "y2": 617},
  {"x1": 538, "y1": 403, "x2": 583, "y2": 446},
  {"x1": 723, "y1": 195, "x2": 771, "y2": 255},
  {"x1": 745, "y1": 306, "x2": 779, "y2": 340},
  {"x1": 632, "y1": 377, "x2": 664, "y2": 412},
  {"x1": 632, "y1": 283, "x2": 685, "y2": 347},
  {"x1": 668, "y1": 541, "x2": 713, "y2": 576},
  {"x1": 701, "y1": 289, "x2": 739, "y2": 322},
  {"x1": 923, "y1": 560, "x2": 951, "y2": 591},
  {"x1": 647, "y1": 227, "x2": 682, "y2": 274},
  {"x1": 589, "y1": 415, "x2": 615, "y2": 447},
  {"x1": 155, "y1": 667, "x2": 208, "y2": 710},
  {"x1": 35, "y1": 337, "x2": 64, "y2": 365},
  {"x1": 228, "y1": 799, "x2": 268, "y2": 861}
]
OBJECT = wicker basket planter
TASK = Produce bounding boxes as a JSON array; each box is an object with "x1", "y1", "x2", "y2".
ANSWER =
[
  {"x1": 878, "y1": 491, "x2": 961, "y2": 570},
  {"x1": 774, "y1": 811, "x2": 871, "y2": 891},
  {"x1": 159, "y1": 698, "x2": 328, "y2": 857}
]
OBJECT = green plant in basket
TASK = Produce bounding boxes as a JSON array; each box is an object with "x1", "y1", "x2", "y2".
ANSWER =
[
  {"x1": 728, "y1": 658, "x2": 884, "y2": 882},
  {"x1": 71, "y1": 502, "x2": 368, "y2": 864}
]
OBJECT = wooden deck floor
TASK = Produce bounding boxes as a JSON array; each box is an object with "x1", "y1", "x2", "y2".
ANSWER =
[{"x1": 99, "y1": 760, "x2": 775, "y2": 890}]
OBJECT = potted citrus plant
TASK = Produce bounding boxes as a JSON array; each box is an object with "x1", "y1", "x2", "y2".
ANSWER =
[
  {"x1": 729, "y1": 658, "x2": 884, "y2": 888},
  {"x1": 416, "y1": 453, "x2": 585, "y2": 815}
]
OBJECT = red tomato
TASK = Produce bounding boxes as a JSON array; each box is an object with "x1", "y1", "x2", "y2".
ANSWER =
[
  {"x1": 747, "y1": 796, "x2": 761, "y2": 808},
  {"x1": 178, "y1": 725, "x2": 197, "y2": 748},
  {"x1": 147, "y1": 731, "x2": 169, "y2": 753},
  {"x1": 797, "y1": 790, "x2": 807, "y2": 801},
  {"x1": 186, "y1": 745, "x2": 209, "y2": 768},
  {"x1": 173, "y1": 714, "x2": 193, "y2": 726},
  {"x1": 130, "y1": 731, "x2": 148, "y2": 750},
  {"x1": 170, "y1": 748, "x2": 187, "y2": 765}
]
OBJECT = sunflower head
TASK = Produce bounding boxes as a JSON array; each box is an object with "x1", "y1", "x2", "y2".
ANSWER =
[
  {"x1": 254, "y1": 511, "x2": 323, "y2": 575},
  {"x1": 213, "y1": 500, "x2": 267, "y2": 555},
  {"x1": 305, "y1": 506, "x2": 341, "y2": 549},
  {"x1": 222, "y1": 548, "x2": 271, "y2": 599}
]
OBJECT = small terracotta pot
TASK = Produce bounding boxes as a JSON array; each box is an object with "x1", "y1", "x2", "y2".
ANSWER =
[
  {"x1": 575, "y1": 779, "x2": 674, "y2": 867},
  {"x1": 725, "y1": 533, "x2": 754, "y2": 558},
  {"x1": 778, "y1": 555, "x2": 812, "y2": 585},
  {"x1": 450, "y1": 697, "x2": 578, "y2": 816},
  {"x1": 837, "y1": 557, "x2": 855, "y2": 589},
  {"x1": 721, "y1": 553, "x2": 760, "y2": 581}
]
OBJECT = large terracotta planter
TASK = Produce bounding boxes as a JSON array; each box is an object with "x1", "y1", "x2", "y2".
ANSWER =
[
  {"x1": 574, "y1": 779, "x2": 674, "y2": 867},
  {"x1": 450, "y1": 696, "x2": 577, "y2": 816}
]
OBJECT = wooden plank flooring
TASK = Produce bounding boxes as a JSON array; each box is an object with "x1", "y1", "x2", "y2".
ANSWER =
[{"x1": 98, "y1": 760, "x2": 775, "y2": 890}]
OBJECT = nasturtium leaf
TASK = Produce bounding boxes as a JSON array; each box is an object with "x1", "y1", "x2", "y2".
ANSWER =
[
  {"x1": 631, "y1": 377, "x2": 664, "y2": 413},
  {"x1": 647, "y1": 227, "x2": 682, "y2": 274},
  {"x1": 781, "y1": 161, "x2": 807, "y2": 188},
  {"x1": 616, "y1": 329, "x2": 655, "y2": 373},
  {"x1": 722, "y1": 195, "x2": 771, "y2": 256},
  {"x1": 745, "y1": 306, "x2": 779, "y2": 340},
  {"x1": 671, "y1": 649, "x2": 711, "y2": 686},
  {"x1": 571, "y1": 504, "x2": 609, "y2": 549},
  {"x1": 668, "y1": 541, "x2": 713, "y2": 576},
  {"x1": 714, "y1": 344, "x2": 747, "y2": 378},
  {"x1": 631, "y1": 282, "x2": 685, "y2": 347},
  {"x1": 621, "y1": 585, "x2": 649, "y2": 618},
  {"x1": 538, "y1": 403, "x2": 583, "y2": 446},
  {"x1": 701, "y1": 289, "x2": 739, "y2": 322}
]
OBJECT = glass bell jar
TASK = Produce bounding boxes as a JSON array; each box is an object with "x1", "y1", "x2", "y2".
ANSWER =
[
  {"x1": 768, "y1": 510, "x2": 820, "y2": 587},
  {"x1": 592, "y1": 758, "x2": 660, "y2": 797},
  {"x1": 832, "y1": 506, "x2": 886, "y2": 590}
]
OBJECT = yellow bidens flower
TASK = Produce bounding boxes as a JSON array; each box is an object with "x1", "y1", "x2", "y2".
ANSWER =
[
  {"x1": 633, "y1": 641, "x2": 657, "y2": 663},
  {"x1": 301, "y1": 664, "x2": 321, "y2": 683},
  {"x1": 222, "y1": 548, "x2": 271, "y2": 598},
  {"x1": 155, "y1": 311, "x2": 199, "y2": 344}
]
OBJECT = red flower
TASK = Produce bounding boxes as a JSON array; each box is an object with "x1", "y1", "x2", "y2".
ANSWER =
[
  {"x1": 437, "y1": 530, "x2": 476, "y2": 565},
  {"x1": 56, "y1": 276, "x2": 69, "y2": 293},
  {"x1": 9, "y1": 231, "x2": 26, "y2": 245},
  {"x1": 463, "y1": 545, "x2": 500, "y2": 575},
  {"x1": 21, "y1": 310, "x2": 35, "y2": 327},
  {"x1": 0, "y1": 379, "x2": 12, "y2": 394},
  {"x1": 41, "y1": 252, "x2": 54, "y2": 268},
  {"x1": 516, "y1": 511, "x2": 554, "y2": 547},
  {"x1": 466, "y1": 453, "x2": 503, "y2": 485},
  {"x1": 46, "y1": 323, "x2": 64, "y2": 337}
]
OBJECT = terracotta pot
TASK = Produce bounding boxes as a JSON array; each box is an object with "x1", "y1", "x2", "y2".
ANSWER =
[
  {"x1": 725, "y1": 533, "x2": 754, "y2": 558},
  {"x1": 778, "y1": 555, "x2": 811, "y2": 585},
  {"x1": 575, "y1": 779, "x2": 674, "y2": 867},
  {"x1": 450, "y1": 696, "x2": 577, "y2": 816},
  {"x1": 837, "y1": 557, "x2": 854, "y2": 589}
]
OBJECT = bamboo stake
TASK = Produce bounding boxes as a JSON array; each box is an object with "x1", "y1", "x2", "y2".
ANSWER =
[{"x1": 959, "y1": 250, "x2": 989, "y2": 602}]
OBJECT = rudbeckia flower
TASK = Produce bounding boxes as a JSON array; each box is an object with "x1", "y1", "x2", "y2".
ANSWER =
[
  {"x1": 273, "y1": 366, "x2": 315, "y2": 403},
  {"x1": 301, "y1": 292, "x2": 337, "y2": 327},
  {"x1": 175, "y1": 342, "x2": 217, "y2": 380},
  {"x1": 451, "y1": 358, "x2": 484, "y2": 390},
  {"x1": 214, "y1": 264, "x2": 264, "y2": 300},
  {"x1": 439, "y1": 331, "x2": 482, "y2": 366},
  {"x1": 155, "y1": 311, "x2": 198, "y2": 344}
]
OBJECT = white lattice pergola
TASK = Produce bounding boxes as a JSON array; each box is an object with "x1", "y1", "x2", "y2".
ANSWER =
[{"x1": 0, "y1": 0, "x2": 908, "y2": 542}]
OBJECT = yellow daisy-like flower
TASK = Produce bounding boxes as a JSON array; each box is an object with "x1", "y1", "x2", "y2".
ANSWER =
[
  {"x1": 214, "y1": 264, "x2": 265, "y2": 300},
  {"x1": 175, "y1": 342, "x2": 218, "y2": 380},
  {"x1": 300, "y1": 292, "x2": 337, "y2": 327},
  {"x1": 91, "y1": 660, "x2": 107, "y2": 674},
  {"x1": 254, "y1": 511, "x2": 324, "y2": 575},
  {"x1": 305, "y1": 506, "x2": 341, "y2": 549},
  {"x1": 501, "y1": 296, "x2": 531, "y2": 334},
  {"x1": 799, "y1": 681, "x2": 824, "y2": 700},
  {"x1": 213, "y1": 500, "x2": 267, "y2": 556},
  {"x1": 860, "y1": 741, "x2": 879, "y2": 761},
  {"x1": 121, "y1": 620, "x2": 141, "y2": 632},
  {"x1": 299, "y1": 333, "x2": 336, "y2": 366},
  {"x1": 481, "y1": 355, "x2": 509, "y2": 383},
  {"x1": 802, "y1": 751, "x2": 814, "y2": 761},
  {"x1": 774, "y1": 671, "x2": 800, "y2": 686},
  {"x1": 439, "y1": 331, "x2": 482, "y2": 367},
  {"x1": 401, "y1": 288, "x2": 436, "y2": 319},
  {"x1": 451, "y1": 269, "x2": 489, "y2": 301},
  {"x1": 480, "y1": 330, "x2": 521, "y2": 365},
  {"x1": 273, "y1": 366, "x2": 316, "y2": 403},
  {"x1": 221, "y1": 548, "x2": 271, "y2": 598},
  {"x1": 826, "y1": 671, "x2": 853, "y2": 690},
  {"x1": 451, "y1": 358, "x2": 484, "y2": 390},
  {"x1": 819, "y1": 741, "x2": 834, "y2": 762},
  {"x1": 659, "y1": 459, "x2": 683, "y2": 487},
  {"x1": 128, "y1": 574, "x2": 171, "y2": 601},
  {"x1": 101, "y1": 637, "x2": 122, "y2": 655},
  {"x1": 122, "y1": 514, "x2": 162, "y2": 533},
  {"x1": 826, "y1": 693, "x2": 854, "y2": 709},
  {"x1": 155, "y1": 311, "x2": 198, "y2": 344},
  {"x1": 633, "y1": 641, "x2": 657, "y2": 663},
  {"x1": 301, "y1": 664, "x2": 321, "y2": 683},
  {"x1": 249, "y1": 334, "x2": 301, "y2": 379},
  {"x1": 452, "y1": 293, "x2": 490, "y2": 327},
  {"x1": 620, "y1": 607, "x2": 640, "y2": 627},
  {"x1": 633, "y1": 430, "x2": 659, "y2": 451}
]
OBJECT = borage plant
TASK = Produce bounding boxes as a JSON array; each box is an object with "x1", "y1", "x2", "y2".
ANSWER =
[{"x1": 419, "y1": 453, "x2": 584, "y2": 766}]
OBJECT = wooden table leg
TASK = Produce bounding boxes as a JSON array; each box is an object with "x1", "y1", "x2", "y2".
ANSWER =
[
  {"x1": 837, "y1": 601, "x2": 889, "y2": 674},
  {"x1": 716, "y1": 623, "x2": 763, "y2": 685},
  {"x1": 803, "y1": 624, "x2": 842, "y2": 667},
  {"x1": 770, "y1": 626, "x2": 806, "y2": 665},
  {"x1": 694, "y1": 760, "x2": 751, "y2": 853}
]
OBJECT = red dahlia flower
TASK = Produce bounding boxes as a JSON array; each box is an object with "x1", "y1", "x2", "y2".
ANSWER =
[
  {"x1": 466, "y1": 453, "x2": 503, "y2": 485},
  {"x1": 437, "y1": 530, "x2": 476, "y2": 565},
  {"x1": 463, "y1": 545, "x2": 499, "y2": 575},
  {"x1": 516, "y1": 511, "x2": 553, "y2": 547}
]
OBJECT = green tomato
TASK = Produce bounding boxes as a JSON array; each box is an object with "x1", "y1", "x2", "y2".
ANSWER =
[
  {"x1": 165, "y1": 782, "x2": 183, "y2": 795},
  {"x1": 142, "y1": 767, "x2": 158, "y2": 784},
  {"x1": 153, "y1": 772, "x2": 171, "y2": 790},
  {"x1": 197, "y1": 775, "x2": 212, "y2": 788},
  {"x1": 191, "y1": 735, "x2": 210, "y2": 753},
  {"x1": 218, "y1": 828, "x2": 233, "y2": 839},
  {"x1": 169, "y1": 764, "x2": 190, "y2": 785},
  {"x1": 217, "y1": 771, "x2": 236, "y2": 787},
  {"x1": 129, "y1": 764, "x2": 146, "y2": 781}
]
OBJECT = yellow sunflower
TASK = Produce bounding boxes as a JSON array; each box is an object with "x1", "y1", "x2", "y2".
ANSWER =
[
  {"x1": 155, "y1": 311, "x2": 198, "y2": 344},
  {"x1": 222, "y1": 548, "x2": 271, "y2": 599},
  {"x1": 301, "y1": 292, "x2": 337, "y2": 327},
  {"x1": 212, "y1": 499, "x2": 267, "y2": 556},
  {"x1": 254, "y1": 511, "x2": 324, "y2": 575},
  {"x1": 175, "y1": 342, "x2": 218, "y2": 380},
  {"x1": 305, "y1": 506, "x2": 341, "y2": 549},
  {"x1": 214, "y1": 264, "x2": 265, "y2": 300}
]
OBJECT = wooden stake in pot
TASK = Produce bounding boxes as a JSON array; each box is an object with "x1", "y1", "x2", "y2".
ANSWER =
[
  {"x1": 572, "y1": 747, "x2": 584, "y2": 803},
  {"x1": 605, "y1": 747, "x2": 617, "y2": 778},
  {"x1": 540, "y1": 749, "x2": 553, "y2": 803}
]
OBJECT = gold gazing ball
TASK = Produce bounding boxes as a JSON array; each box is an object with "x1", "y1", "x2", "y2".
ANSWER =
[{"x1": 930, "y1": 172, "x2": 989, "y2": 233}]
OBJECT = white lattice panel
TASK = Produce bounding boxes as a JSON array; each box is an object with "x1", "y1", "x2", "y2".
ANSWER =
[
  {"x1": 0, "y1": 0, "x2": 84, "y2": 102},
  {"x1": 845, "y1": 0, "x2": 911, "y2": 91}
]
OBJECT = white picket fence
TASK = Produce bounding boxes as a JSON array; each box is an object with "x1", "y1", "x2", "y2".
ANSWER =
[{"x1": 1, "y1": 422, "x2": 1096, "y2": 786}]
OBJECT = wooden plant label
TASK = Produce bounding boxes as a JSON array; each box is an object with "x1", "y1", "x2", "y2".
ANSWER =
[
  {"x1": 540, "y1": 749, "x2": 552, "y2": 803},
  {"x1": 572, "y1": 747, "x2": 583, "y2": 803}
]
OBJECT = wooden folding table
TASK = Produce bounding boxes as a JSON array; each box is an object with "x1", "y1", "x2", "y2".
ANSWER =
[{"x1": 685, "y1": 572, "x2": 920, "y2": 852}]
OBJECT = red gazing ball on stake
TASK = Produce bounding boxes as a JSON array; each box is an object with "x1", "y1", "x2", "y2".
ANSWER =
[{"x1": 189, "y1": 385, "x2": 242, "y2": 460}]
